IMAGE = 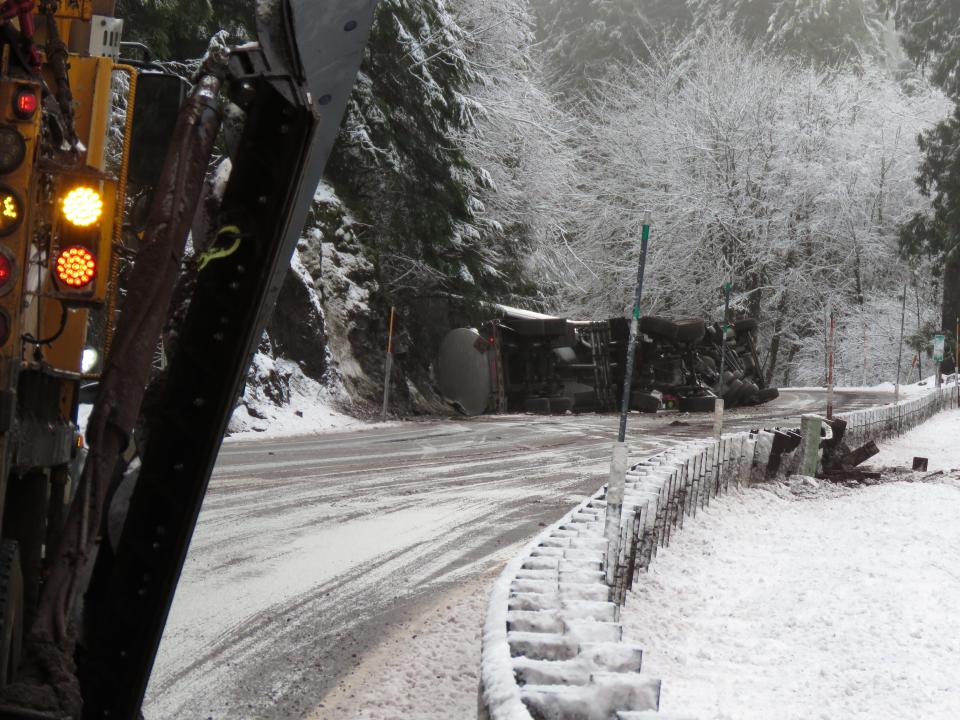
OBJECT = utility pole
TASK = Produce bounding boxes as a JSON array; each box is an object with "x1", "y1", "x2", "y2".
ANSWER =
[
  {"x1": 381, "y1": 306, "x2": 396, "y2": 421},
  {"x1": 604, "y1": 212, "x2": 651, "y2": 587}
]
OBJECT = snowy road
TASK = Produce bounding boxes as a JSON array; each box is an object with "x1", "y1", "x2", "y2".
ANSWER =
[{"x1": 142, "y1": 388, "x2": 894, "y2": 719}]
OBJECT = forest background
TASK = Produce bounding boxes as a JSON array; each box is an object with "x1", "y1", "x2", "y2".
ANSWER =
[{"x1": 116, "y1": 0, "x2": 960, "y2": 422}]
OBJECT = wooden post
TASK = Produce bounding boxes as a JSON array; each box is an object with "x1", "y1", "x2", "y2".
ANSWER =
[{"x1": 381, "y1": 306, "x2": 396, "y2": 421}]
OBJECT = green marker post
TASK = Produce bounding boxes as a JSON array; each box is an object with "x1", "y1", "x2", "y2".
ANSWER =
[{"x1": 605, "y1": 212, "x2": 651, "y2": 586}]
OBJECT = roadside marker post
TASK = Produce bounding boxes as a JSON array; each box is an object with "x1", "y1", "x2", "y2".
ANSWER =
[
  {"x1": 381, "y1": 306, "x2": 396, "y2": 421},
  {"x1": 713, "y1": 399, "x2": 724, "y2": 441},
  {"x1": 605, "y1": 212, "x2": 651, "y2": 587},
  {"x1": 826, "y1": 300, "x2": 835, "y2": 420},
  {"x1": 934, "y1": 333, "x2": 945, "y2": 389},
  {"x1": 799, "y1": 415, "x2": 821, "y2": 477},
  {"x1": 895, "y1": 285, "x2": 907, "y2": 406},
  {"x1": 715, "y1": 282, "x2": 732, "y2": 439}
]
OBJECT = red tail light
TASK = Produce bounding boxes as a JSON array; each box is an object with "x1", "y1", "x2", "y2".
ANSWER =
[
  {"x1": 55, "y1": 246, "x2": 96, "y2": 288},
  {"x1": 0, "y1": 247, "x2": 14, "y2": 296},
  {"x1": 0, "y1": 253, "x2": 11, "y2": 286},
  {"x1": 14, "y1": 88, "x2": 37, "y2": 119}
]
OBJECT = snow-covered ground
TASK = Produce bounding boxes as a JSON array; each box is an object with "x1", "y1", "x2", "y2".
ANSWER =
[
  {"x1": 789, "y1": 374, "x2": 956, "y2": 398},
  {"x1": 226, "y1": 353, "x2": 365, "y2": 440},
  {"x1": 622, "y1": 408, "x2": 960, "y2": 720},
  {"x1": 309, "y1": 570, "x2": 494, "y2": 720}
]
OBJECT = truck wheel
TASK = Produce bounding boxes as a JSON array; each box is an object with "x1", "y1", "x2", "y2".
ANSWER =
[
  {"x1": 0, "y1": 540, "x2": 23, "y2": 687},
  {"x1": 758, "y1": 387, "x2": 780, "y2": 403},
  {"x1": 721, "y1": 378, "x2": 746, "y2": 405},
  {"x1": 630, "y1": 391, "x2": 660, "y2": 413},
  {"x1": 522, "y1": 397, "x2": 551, "y2": 414},
  {"x1": 678, "y1": 395, "x2": 717, "y2": 413},
  {"x1": 548, "y1": 397, "x2": 573, "y2": 414},
  {"x1": 739, "y1": 381, "x2": 761, "y2": 406}
]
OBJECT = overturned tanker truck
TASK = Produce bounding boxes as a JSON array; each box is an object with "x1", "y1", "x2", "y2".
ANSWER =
[{"x1": 437, "y1": 307, "x2": 779, "y2": 416}]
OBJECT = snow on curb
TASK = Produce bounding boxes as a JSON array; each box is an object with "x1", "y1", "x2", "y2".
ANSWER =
[{"x1": 479, "y1": 386, "x2": 959, "y2": 720}]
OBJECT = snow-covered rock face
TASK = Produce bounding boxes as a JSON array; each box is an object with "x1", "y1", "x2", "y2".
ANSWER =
[{"x1": 229, "y1": 184, "x2": 381, "y2": 430}]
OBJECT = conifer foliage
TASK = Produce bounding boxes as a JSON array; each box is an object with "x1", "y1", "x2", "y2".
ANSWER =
[
  {"x1": 689, "y1": 0, "x2": 886, "y2": 65},
  {"x1": 883, "y1": 0, "x2": 960, "y2": 369},
  {"x1": 325, "y1": 0, "x2": 488, "y2": 299},
  {"x1": 529, "y1": 0, "x2": 692, "y2": 92}
]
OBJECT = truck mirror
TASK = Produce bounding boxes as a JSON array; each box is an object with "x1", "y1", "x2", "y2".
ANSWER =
[{"x1": 127, "y1": 73, "x2": 191, "y2": 187}]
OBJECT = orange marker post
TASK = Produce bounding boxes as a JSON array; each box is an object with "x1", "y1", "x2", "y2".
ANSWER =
[{"x1": 381, "y1": 306, "x2": 396, "y2": 421}]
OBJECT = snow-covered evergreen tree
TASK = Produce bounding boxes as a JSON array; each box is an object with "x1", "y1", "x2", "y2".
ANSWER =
[
  {"x1": 881, "y1": 0, "x2": 960, "y2": 370},
  {"x1": 326, "y1": 0, "x2": 484, "y2": 300},
  {"x1": 530, "y1": 0, "x2": 692, "y2": 92},
  {"x1": 689, "y1": 0, "x2": 886, "y2": 65},
  {"x1": 116, "y1": 0, "x2": 254, "y2": 59},
  {"x1": 881, "y1": 0, "x2": 960, "y2": 98}
]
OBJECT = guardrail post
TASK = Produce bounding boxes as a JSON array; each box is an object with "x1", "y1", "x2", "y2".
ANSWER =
[
  {"x1": 604, "y1": 442, "x2": 628, "y2": 586},
  {"x1": 799, "y1": 415, "x2": 821, "y2": 477}
]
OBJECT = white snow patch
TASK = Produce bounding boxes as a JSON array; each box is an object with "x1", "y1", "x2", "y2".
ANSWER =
[
  {"x1": 869, "y1": 407, "x2": 960, "y2": 473},
  {"x1": 790, "y1": 375, "x2": 946, "y2": 397},
  {"x1": 622, "y1": 408, "x2": 960, "y2": 720},
  {"x1": 308, "y1": 570, "x2": 498, "y2": 720},
  {"x1": 227, "y1": 353, "x2": 362, "y2": 440}
]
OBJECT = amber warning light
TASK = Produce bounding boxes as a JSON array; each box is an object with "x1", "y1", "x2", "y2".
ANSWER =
[
  {"x1": 56, "y1": 246, "x2": 96, "y2": 288},
  {"x1": 62, "y1": 186, "x2": 103, "y2": 227}
]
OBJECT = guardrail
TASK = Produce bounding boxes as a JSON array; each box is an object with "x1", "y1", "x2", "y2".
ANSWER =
[{"x1": 479, "y1": 385, "x2": 958, "y2": 720}]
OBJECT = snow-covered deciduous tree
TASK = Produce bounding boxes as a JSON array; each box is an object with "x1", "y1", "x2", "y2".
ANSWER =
[
  {"x1": 452, "y1": 0, "x2": 580, "y2": 308},
  {"x1": 547, "y1": 31, "x2": 948, "y2": 385}
]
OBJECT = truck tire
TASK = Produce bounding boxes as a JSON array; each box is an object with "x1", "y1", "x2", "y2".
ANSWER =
[
  {"x1": 678, "y1": 395, "x2": 717, "y2": 413},
  {"x1": 522, "y1": 397, "x2": 551, "y2": 414},
  {"x1": 740, "y1": 380, "x2": 761, "y2": 406},
  {"x1": 758, "y1": 387, "x2": 780, "y2": 403},
  {"x1": 548, "y1": 397, "x2": 573, "y2": 414},
  {"x1": 571, "y1": 390, "x2": 599, "y2": 411},
  {"x1": 639, "y1": 316, "x2": 679, "y2": 341},
  {"x1": 720, "y1": 378, "x2": 745, "y2": 404},
  {"x1": 630, "y1": 391, "x2": 660, "y2": 413},
  {"x1": 0, "y1": 540, "x2": 23, "y2": 687},
  {"x1": 673, "y1": 319, "x2": 707, "y2": 344}
]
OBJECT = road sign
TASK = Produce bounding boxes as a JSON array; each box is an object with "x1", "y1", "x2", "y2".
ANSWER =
[{"x1": 934, "y1": 334, "x2": 945, "y2": 362}]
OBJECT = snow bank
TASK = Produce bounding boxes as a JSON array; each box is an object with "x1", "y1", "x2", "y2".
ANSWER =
[
  {"x1": 870, "y1": 407, "x2": 960, "y2": 472},
  {"x1": 226, "y1": 352, "x2": 363, "y2": 440}
]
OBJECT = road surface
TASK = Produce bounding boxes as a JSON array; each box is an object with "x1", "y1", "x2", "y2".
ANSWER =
[{"x1": 142, "y1": 389, "x2": 893, "y2": 719}]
